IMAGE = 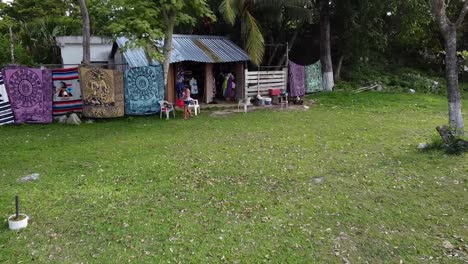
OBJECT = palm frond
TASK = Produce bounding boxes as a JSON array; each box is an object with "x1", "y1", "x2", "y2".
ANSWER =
[
  {"x1": 219, "y1": 0, "x2": 238, "y2": 25},
  {"x1": 284, "y1": 5, "x2": 314, "y2": 23},
  {"x1": 244, "y1": 11, "x2": 265, "y2": 65},
  {"x1": 255, "y1": 0, "x2": 284, "y2": 10}
]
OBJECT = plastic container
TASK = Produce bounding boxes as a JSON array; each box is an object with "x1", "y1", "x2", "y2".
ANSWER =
[
  {"x1": 8, "y1": 214, "x2": 29, "y2": 231},
  {"x1": 269, "y1": 89, "x2": 281, "y2": 96},
  {"x1": 264, "y1": 98, "x2": 272, "y2": 106}
]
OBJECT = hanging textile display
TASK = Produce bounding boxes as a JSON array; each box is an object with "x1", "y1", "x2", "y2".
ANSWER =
[
  {"x1": 52, "y1": 67, "x2": 83, "y2": 116},
  {"x1": 124, "y1": 65, "x2": 165, "y2": 115},
  {"x1": 79, "y1": 67, "x2": 124, "y2": 118},
  {"x1": 176, "y1": 65, "x2": 185, "y2": 98},
  {"x1": 0, "y1": 71, "x2": 15, "y2": 125},
  {"x1": 223, "y1": 73, "x2": 235, "y2": 98},
  {"x1": 305, "y1": 61, "x2": 323, "y2": 93},
  {"x1": 3, "y1": 67, "x2": 52, "y2": 124},
  {"x1": 288, "y1": 61, "x2": 306, "y2": 97},
  {"x1": 190, "y1": 77, "x2": 198, "y2": 95}
]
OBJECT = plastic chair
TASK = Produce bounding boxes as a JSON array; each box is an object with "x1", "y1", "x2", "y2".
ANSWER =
[
  {"x1": 238, "y1": 97, "x2": 252, "y2": 113},
  {"x1": 279, "y1": 92, "x2": 288, "y2": 109},
  {"x1": 158, "y1": 101, "x2": 175, "y2": 120},
  {"x1": 189, "y1": 99, "x2": 200, "y2": 116}
]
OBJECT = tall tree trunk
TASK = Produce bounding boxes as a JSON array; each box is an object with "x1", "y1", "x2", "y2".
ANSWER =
[
  {"x1": 78, "y1": 0, "x2": 90, "y2": 65},
  {"x1": 443, "y1": 29, "x2": 464, "y2": 135},
  {"x1": 240, "y1": 18, "x2": 247, "y2": 49},
  {"x1": 162, "y1": 12, "x2": 176, "y2": 87},
  {"x1": 431, "y1": 0, "x2": 467, "y2": 135},
  {"x1": 320, "y1": 0, "x2": 334, "y2": 91},
  {"x1": 9, "y1": 26, "x2": 15, "y2": 64},
  {"x1": 334, "y1": 55, "x2": 344, "y2": 81}
]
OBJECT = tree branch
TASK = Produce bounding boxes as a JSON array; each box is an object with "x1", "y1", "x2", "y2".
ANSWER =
[
  {"x1": 431, "y1": 0, "x2": 451, "y2": 30},
  {"x1": 455, "y1": 1, "x2": 468, "y2": 28}
]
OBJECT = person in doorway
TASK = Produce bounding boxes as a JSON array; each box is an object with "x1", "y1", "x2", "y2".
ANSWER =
[{"x1": 182, "y1": 86, "x2": 193, "y2": 120}]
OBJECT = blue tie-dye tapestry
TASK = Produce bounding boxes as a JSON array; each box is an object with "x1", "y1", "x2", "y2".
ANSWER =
[{"x1": 124, "y1": 66, "x2": 165, "y2": 115}]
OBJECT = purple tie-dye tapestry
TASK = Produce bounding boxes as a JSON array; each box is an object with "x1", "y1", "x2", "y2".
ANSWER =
[
  {"x1": 3, "y1": 67, "x2": 53, "y2": 124},
  {"x1": 288, "y1": 61, "x2": 306, "y2": 97}
]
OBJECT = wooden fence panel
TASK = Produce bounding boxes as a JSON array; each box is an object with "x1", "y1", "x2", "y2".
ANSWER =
[{"x1": 244, "y1": 68, "x2": 288, "y2": 98}]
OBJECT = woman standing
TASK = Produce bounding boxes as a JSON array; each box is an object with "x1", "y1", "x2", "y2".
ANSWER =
[{"x1": 182, "y1": 86, "x2": 193, "y2": 120}]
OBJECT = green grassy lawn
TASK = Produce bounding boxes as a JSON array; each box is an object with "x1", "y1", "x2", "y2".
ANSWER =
[{"x1": 1, "y1": 92, "x2": 467, "y2": 263}]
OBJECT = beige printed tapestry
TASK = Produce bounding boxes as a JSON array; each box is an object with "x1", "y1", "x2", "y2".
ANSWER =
[{"x1": 79, "y1": 67, "x2": 124, "y2": 118}]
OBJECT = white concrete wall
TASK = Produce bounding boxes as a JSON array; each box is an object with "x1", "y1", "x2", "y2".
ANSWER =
[
  {"x1": 56, "y1": 36, "x2": 113, "y2": 67},
  {"x1": 59, "y1": 44, "x2": 112, "y2": 66}
]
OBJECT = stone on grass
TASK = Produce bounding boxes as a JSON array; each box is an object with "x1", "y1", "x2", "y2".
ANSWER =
[
  {"x1": 443, "y1": 240, "x2": 454, "y2": 249},
  {"x1": 409, "y1": 89, "x2": 416, "y2": 94},
  {"x1": 18, "y1": 173, "x2": 40, "y2": 183},
  {"x1": 57, "y1": 115, "x2": 68, "y2": 124},
  {"x1": 66, "y1": 113, "x2": 81, "y2": 125},
  {"x1": 313, "y1": 177, "x2": 325, "y2": 184},
  {"x1": 417, "y1": 143, "x2": 429, "y2": 150}
]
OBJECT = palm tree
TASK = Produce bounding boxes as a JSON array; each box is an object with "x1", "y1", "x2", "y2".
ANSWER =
[{"x1": 219, "y1": 0, "x2": 312, "y2": 65}]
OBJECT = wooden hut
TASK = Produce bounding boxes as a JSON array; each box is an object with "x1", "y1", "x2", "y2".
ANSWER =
[{"x1": 109, "y1": 35, "x2": 250, "y2": 104}]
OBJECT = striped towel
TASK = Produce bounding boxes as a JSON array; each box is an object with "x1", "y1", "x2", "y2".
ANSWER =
[
  {"x1": 0, "y1": 71, "x2": 15, "y2": 125},
  {"x1": 52, "y1": 68, "x2": 83, "y2": 116}
]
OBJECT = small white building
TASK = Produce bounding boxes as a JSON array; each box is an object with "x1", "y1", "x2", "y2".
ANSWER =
[{"x1": 55, "y1": 36, "x2": 113, "y2": 67}]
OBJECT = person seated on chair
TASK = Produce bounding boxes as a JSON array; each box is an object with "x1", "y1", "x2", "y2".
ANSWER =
[{"x1": 182, "y1": 86, "x2": 193, "y2": 120}]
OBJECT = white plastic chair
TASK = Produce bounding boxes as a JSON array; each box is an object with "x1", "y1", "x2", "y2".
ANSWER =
[
  {"x1": 238, "y1": 97, "x2": 252, "y2": 113},
  {"x1": 188, "y1": 99, "x2": 200, "y2": 116},
  {"x1": 279, "y1": 92, "x2": 288, "y2": 109},
  {"x1": 158, "y1": 100, "x2": 175, "y2": 120}
]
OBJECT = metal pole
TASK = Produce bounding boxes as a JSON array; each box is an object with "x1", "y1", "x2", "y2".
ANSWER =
[
  {"x1": 15, "y1": 195, "x2": 19, "y2": 219},
  {"x1": 9, "y1": 26, "x2": 15, "y2": 64}
]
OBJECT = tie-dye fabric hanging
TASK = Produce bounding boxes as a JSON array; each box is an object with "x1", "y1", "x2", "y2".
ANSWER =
[
  {"x1": 124, "y1": 66, "x2": 165, "y2": 115},
  {"x1": 52, "y1": 67, "x2": 83, "y2": 116},
  {"x1": 3, "y1": 67, "x2": 53, "y2": 124},
  {"x1": 0, "y1": 71, "x2": 15, "y2": 125},
  {"x1": 305, "y1": 61, "x2": 323, "y2": 93},
  {"x1": 79, "y1": 67, "x2": 124, "y2": 118},
  {"x1": 288, "y1": 61, "x2": 306, "y2": 97}
]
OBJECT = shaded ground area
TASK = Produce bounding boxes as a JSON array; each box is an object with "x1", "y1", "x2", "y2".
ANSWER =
[{"x1": 0, "y1": 92, "x2": 467, "y2": 263}]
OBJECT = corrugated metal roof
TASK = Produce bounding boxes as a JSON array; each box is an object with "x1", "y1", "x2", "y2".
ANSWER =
[
  {"x1": 116, "y1": 35, "x2": 249, "y2": 68},
  {"x1": 115, "y1": 37, "x2": 154, "y2": 68}
]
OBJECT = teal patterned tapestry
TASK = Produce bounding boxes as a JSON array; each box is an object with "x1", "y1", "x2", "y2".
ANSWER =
[
  {"x1": 124, "y1": 66, "x2": 165, "y2": 115},
  {"x1": 305, "y1": 61, "x2": 323, "y2": 93}
]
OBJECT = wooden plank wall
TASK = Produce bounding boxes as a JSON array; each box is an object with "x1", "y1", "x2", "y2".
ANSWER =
[
  {"x1": 234, "y1": 62, "x2": 245, "y2": 100},
  {"x1": 205, "y1": 63, "x2": 214, "y2": 103},
  {"x1": 166, "y1": 64, "x2": 175, "y2": 103},
  {"x1": 244, "y1": 68, "x2": 288, "y2": 98}
]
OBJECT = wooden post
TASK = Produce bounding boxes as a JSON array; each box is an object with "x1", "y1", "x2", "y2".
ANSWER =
[
  {"x1": 205, "y1": 63, "x2": 214, "y2": 103},
  {"x1": 166, "y1": 64, "x2": 175, "y2": 103},
  {"x1": 283, "y1": 67, "x2": 288, "y2": 92},
  {"x1": 244, "y1": 68, "x2": 249, "y2": 99}
]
